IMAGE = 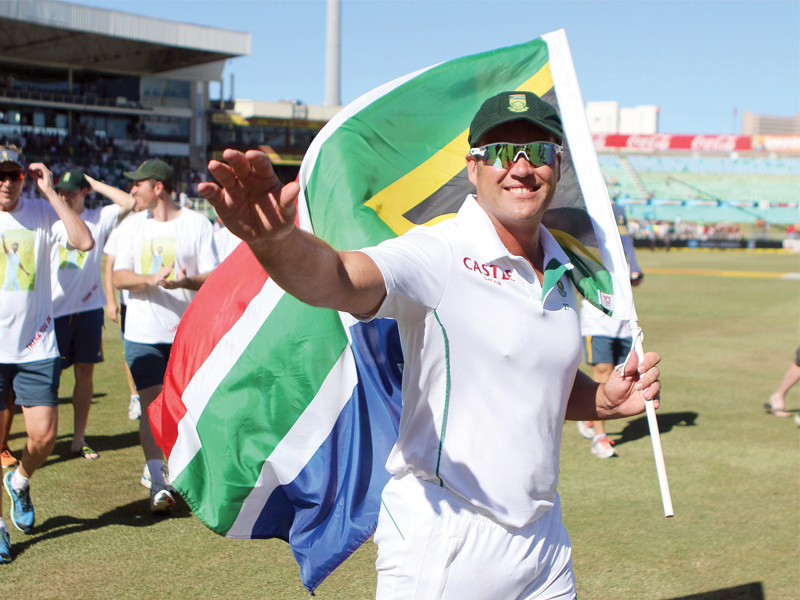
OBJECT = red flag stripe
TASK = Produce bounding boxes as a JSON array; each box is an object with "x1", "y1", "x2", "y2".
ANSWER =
[{"x1": 150, "y1": 243, "x2": 269, "y2": 458}]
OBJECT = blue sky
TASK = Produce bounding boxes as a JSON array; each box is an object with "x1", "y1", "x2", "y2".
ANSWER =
[{"x1": 77, "y1": 0, "x2": 798, "y2": 135}]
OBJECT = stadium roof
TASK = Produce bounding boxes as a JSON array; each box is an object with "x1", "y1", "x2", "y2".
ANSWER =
[{"x1": 0, "y1": 0, "x2": 251, "y2": 75}]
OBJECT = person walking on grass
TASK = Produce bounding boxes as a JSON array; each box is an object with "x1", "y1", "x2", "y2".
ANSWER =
[
  {"x1": 199, "y1": 92, "x2": 662, "y2": 598},
  {"x1": 50, "y1": 168, "x2": 135, "y2": 460},
  {"x1": 0, "y1": 146, "x2": 93, "y2": 563},
  {"x1": 112, "y1": 159, "x2": 217, "y2": 515}
]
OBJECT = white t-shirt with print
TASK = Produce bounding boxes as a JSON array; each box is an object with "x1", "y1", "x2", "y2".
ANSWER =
[
  {"x1": 213, "y1": 226, "x2": 242, "y2": 263},
  {"x1": 0, "y1": 197, "x2": 67, "y2": 363},
  {"x1": 51, "y1": 204, "x2": 119, "y2": 318},
  {"x1": 104, "y1": 225, "x2": 128, "y2": 305},
  {"x1": 358, "y1": 195, "x2": 582, "y2": 529},
  {"x1": 113, "y1": 208, "x2": 218, "y2": 344}
]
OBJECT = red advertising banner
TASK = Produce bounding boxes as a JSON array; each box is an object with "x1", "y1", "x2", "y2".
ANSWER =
[{"x1": 593, "y1": 134, "x2": 751, "y2": 152}]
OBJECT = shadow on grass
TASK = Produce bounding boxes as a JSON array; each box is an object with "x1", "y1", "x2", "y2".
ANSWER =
[
  {"x1": 612, "y1": 411, "x2": 698, "y2": 447},
  {"x1": 10, "y1": 497, "x2": 193, "y2": 559},
  {"x1": 5, "y1": 431, "x2": 142, "y2": 468},
  {"x1": 664, "y1": 581, "x2": 763, "y2": 600},
  {"x1": 57, "y1": 392, "x2": 108, "y2": 405}
]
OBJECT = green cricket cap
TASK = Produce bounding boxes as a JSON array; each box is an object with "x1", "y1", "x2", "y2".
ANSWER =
[
  {"x1": 468, "y1": 91, "x2": 564, "y2": 147},
  {"x1": 123, "y1": 159, "x2": 174, "y2": 188},
  {"x1": 55, "y1": 168, "x2": 90, "y2": 192}
]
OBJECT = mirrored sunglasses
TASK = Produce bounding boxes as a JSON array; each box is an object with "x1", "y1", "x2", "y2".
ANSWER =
[
  {"x1": 0, "y1": 171, "x2": 24, "y2": 183},
  {"x1": 469, "y1": 142, "x2": 562, "y2": 170}
]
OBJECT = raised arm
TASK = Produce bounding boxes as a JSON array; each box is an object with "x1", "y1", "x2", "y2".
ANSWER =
[
  {"x1": 1, "y1": 234, "x2": 7, "y2": 255},
  {"x1": 85, "y1": 174, "x2": 136, "y2": 220},
  {"x1": 566, "y1": 350, "x2": 661, "y2": 421},
  {"x1": 30, "y1": 163, "x2": 94, "y2": 252},
  {"x1": 198, "y1": 149, "x2": 386, "y2": 316}
]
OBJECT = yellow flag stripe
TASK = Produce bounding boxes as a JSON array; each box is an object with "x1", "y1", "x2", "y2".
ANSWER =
[
  {"x1": 647, "y1": 267, "x2": 799, "y2": 279},
  {"x1": 365, "y1": 63, "x2": 555, "y2": 236}
]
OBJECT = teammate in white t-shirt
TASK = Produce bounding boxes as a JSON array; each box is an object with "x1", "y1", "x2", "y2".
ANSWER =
[
  {"x1": 0, "y1": 146, "x2": 93, "y2": 563},
  {"x1": 577, "y1": 231, "x2": 644, "y2": 458},
  {"x1": 199, "y1": 92, "x2": 662, "y2": 598},
  {"x1": 113, "y1": 159, "x2": 218, "y2": 515},
  {"x1": 50, "y1": 168, "x2": 135, "y2": 461}
]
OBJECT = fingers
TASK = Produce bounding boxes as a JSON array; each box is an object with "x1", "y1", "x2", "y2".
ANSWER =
[
  {"x1": 280, "y1": 181, "x2": 301, "y2": 212},
  {"x1": 246, "y1": 150, "x2": 278, "y2": 182},
  {"x1": 222, "y1": 149, "x2": 256, "y2": 184}
]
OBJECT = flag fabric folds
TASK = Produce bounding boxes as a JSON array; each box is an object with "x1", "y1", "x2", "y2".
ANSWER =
[{"x1": 149, "y1": 29, "x2": 635, "y2": 593}]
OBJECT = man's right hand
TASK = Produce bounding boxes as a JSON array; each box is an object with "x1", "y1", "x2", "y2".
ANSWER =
[
  {"x1": 198, "y1": 149, "x2": 301, "y2": 250},
  {"x1": 151, "y1": 260, "x2": 175, "y2": 286},
  {"x1": 106, "y1": 301, "x2": 119, "y2": 323}
]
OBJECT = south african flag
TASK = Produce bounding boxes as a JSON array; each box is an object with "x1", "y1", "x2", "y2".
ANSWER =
[{"x1": 149, "y1": 29, "x2": 636, "y2": 594}]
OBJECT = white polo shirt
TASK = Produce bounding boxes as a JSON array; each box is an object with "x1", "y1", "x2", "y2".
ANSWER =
[{"x1": 360, "y1": 195, "x2": 582, "y2": 528}]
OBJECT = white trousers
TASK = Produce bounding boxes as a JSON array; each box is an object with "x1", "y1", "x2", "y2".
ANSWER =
[{"x1": 374, "y1": 474, "x2": 576, "y2": 600}]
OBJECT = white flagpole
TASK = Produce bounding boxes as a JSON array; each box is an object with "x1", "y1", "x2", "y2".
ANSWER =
[
  {"x1": 545, "y1": 28, "x2": 674, "y2": 517},
  {"x1": 629, "y1": 321, "x2": 674, "y2": 517}
]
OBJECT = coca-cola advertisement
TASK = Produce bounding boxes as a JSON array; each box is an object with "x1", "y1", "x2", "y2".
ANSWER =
[{"x1": 593, "y1": 134, "x2": 751, "y2": 152}]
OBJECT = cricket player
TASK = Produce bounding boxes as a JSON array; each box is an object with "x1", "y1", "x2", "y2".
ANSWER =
[{"x1": 200, "y1": 92, "x2": 661, "y2": 599}]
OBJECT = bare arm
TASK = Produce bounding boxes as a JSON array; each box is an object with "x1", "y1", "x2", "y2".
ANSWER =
[
  {"x1": 565, "y1": 351, "x2": 661, "y2": 421},
  {"x1": 104, "y1": 253, "x2": 119, "y2": 322},
  {"x1": 85, "y1": 174, "x2": 136, "y2": 220},
  {"x1": 1, "y1": 234, "x2": 7, "y2": 254},
  {"x1": 18, "y1": 261, "x2": 30, "y2": 276},
  {"x1": 198, "y1": 149, "x2": 386, "y2": 316},
  {"x1": 30, "y1": 163, "x2": 94, "y2": 252}
]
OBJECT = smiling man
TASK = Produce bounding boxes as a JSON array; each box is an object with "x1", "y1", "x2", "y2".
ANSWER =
[
  {"x1": 200, "y1": 91, "x2": 662, "y2": 599},
  {"x1": 112, "y1": 159, "x2": 217, "y2": 515},
  {"x1": 0, "y1": 145, "x2": 93, "y2": 564}
]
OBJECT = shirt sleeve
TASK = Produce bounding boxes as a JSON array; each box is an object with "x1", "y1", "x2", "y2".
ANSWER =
[
  {"x1": 358, "y1": 226, "x2": 452, "y2": 322},
  {"x1": 195, "y1": 217, "x2": 219, "y2": 273},
  {"x1": 103, "y1": 225, "x2": 119, "y2": 256},
  {"x1": 113, "y1": 220, "x2": 135, "y2": 272}
]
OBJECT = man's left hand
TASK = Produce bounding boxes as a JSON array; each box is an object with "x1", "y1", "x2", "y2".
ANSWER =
[{"x1": 599, "y1": 350, "x2": 661, "y2": 418}]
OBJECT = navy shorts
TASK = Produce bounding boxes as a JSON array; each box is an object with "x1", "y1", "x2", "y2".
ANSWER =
[
  {"x1": 120, "y1": 302, "x2": 127, "y2": 337},
  {"x1": 0, "y1": 358, "x2": 61, "y2": 409},
  {"x1": 55, "y1": 308, "x2": 104, "y2": 369},
  {"x1": 583, "y1": 335, "x2": 632, "y2": 366},
  {"x1": 124, "y1": 340, "x2": 172, "y2": 391}
]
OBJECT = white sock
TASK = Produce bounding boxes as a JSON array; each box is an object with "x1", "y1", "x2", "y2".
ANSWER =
[
  {"x1": 131, "y1": 394, "x2": 140, "y2": 401},
  {"x1": 0, "y1": 518, "x2": 7, "y2": 533},
  {"x1": 592, "y1": 433, "x2": 607, "y2": 443},
  {"x1": 146, "y1": 459, "x2": 166, "y2": 485},
  {"x1": 10, "y1": 469, "x2": 29, "y2": 491}
]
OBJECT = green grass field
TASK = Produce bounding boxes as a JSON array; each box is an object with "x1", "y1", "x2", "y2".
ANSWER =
[{"x1": 0, "y1": 250, "x2": 797, "y2": 599}]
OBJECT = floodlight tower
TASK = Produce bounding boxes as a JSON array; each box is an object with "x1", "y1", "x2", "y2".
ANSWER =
[{"x1": 325, "y1": 0, "x2": 341, "y2": 106}]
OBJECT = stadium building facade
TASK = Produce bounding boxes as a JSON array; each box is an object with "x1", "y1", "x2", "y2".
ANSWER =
[{"x1": 0, "y1": 0, "x2": 250, "y2": 170}]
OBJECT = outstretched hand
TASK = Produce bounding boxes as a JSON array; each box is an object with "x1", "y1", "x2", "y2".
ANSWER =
[
  {"x1": 199, "y1": 149, "x2": 301, "y2": 250},
  {"x1": 600, "y1": 350, "x2": 661, "y2": 418}
]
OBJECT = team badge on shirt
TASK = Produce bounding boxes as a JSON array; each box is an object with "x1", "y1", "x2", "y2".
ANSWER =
[{"x1": 556, "y1": 280, "x2": 567, "y2": 297}]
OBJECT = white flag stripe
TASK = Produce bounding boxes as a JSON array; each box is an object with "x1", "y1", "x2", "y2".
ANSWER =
[
  {"x1": 543, "y1": 29, "x2": 637, "y2": 321},
  {"x1": 227, "y1": 343, "x2": 359, "y2": 538},
  {"x1": 168, "y1": 277, "x2": 287, "y2": 481}
]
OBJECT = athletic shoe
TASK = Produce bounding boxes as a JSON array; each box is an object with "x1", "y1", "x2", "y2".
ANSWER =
[
  {"x1": 141, "y1": 464, "x2": 170, "y2": 490},
  {"x1": 0, "y1": 529, "x2": 11, "y2": 564},
  {"x1": 794, "y1": 413, "x2": 800, "y2": 428},
  {"x1": 590, "y1": 436, "x2": 618, "y2": 459},
  {"x1": 3, "y1": 471, "x2": 34, "y2": 533},
  {"x1": 150, "y1": 481, "x2": 176, "y2": 514},
  {"x1": 0, "y1": 446, "x2": 17, "y2": 469},
  {"x1": 128, "y1": 395, "x2": 141, "y2": 420},
  {"x1": 577, "y1": 421, "x2": 595, "y2": 439}
]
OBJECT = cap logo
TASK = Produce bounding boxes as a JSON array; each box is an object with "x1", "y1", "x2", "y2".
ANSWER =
[
  {"x1": 508, "y1": 94, "x2": 529, "y2": 113},
  {"x1": 63, "y1": 172, "x2": 71, "y2": 181},
  {"x1": 1, "y1": 152, "x2": 7, "y2": 161}
]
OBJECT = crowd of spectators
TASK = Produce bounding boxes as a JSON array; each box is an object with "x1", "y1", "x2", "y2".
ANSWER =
[{"x1": 0, "y1": 132, "x2": 207, "y2": 209}]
